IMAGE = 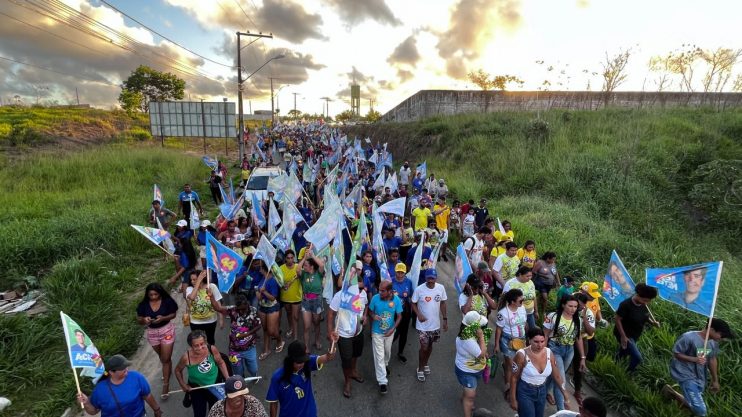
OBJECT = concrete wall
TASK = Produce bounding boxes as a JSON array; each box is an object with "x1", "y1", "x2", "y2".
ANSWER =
[{"x1": 381, "y1": 90, "x2": 742, "y2": 122}]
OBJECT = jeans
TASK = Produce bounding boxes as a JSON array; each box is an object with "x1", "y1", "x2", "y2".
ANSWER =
[
  {"x1": 230, "y1": 346, "x2": 258, "y2": 378},
  {"x1": 516, "y1": 379, "x2": 547, "y2": 417},
  {"x1": 526, "y1": 313, "x2": 536, "y2": 331},
  {"x1": 680, "y1": 380, "x2": 708, "y2": 416},
  {"x1": 371, "y1": 332, "x2": 393, "y2": 385},
  {"x1": 573, "y1": 338, "x2": 596, "y2": 392},
  {"x1": 615, "y1": 335, "x2": 642, "y2": 371},
  {"x1": 547, "y1": 341, "x2": 574, "y2": 411}
]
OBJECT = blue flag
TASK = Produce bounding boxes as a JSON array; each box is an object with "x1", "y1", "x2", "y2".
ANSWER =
[
  {"x1": 251, "y1": 193, "x2": 266, "y2": 228},
  {"x1": 454, "y1": 243, "x2": 472, "y2": 295},
  {"x1": 378, "y1": 197, "x2": 406, "y2": 217},
  {"x1": 646, "y1": 261, "x2": 722, "y2": 317},
  {"x1": 153, "y1": 184, "x2": 164, "y2": 207},
  {"x1": 416, "y1": 161, "x2": 427, "y2": 178},
  {"x1": 205, "y1": 233, "x2": 243, "y2": 293},
  {"x1": 202, "y1": 156, "x2": 218, "y2": 171},
  {"x1": 601, "y1": 250, "x2": 636, "y2": 312}
]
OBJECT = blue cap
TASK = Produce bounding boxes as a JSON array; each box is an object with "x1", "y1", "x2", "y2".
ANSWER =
[{"x1": 425, "y1": 268, "x2": 438, "y2": 279}]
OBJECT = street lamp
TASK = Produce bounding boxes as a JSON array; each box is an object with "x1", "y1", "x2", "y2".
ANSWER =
[{"x1": 273, "y1": 84, "x2": 290, "y2": 124}]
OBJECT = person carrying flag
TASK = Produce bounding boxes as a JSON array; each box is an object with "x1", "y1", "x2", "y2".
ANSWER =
[
  {"x1": 613, "y1": 283, "x2": 660, "y2": 372},
  {"x1": 178, "y1": 184, "x2": 204, "y2": 228},
  {"x1": 149, "y1": 200, "x2": 176, "y2": 229}
]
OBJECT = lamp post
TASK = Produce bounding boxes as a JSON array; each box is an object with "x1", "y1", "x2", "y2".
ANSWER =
[{"x1": 273, "y1": 84, "x2": 289, "y2": 124}]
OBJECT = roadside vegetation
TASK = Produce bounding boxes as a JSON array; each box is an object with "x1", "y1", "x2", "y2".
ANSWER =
[{"x1": 358, "y1": 108, "x2": 742, "y2": 416}]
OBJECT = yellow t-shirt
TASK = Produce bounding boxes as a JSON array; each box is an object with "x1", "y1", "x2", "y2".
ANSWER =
[
  {"x1": 412, "y1": 207, "x2": 432, "y2": 231},
  {"x1": 494, "y1": 230, "x2": 514, "y2": 243},
  {"x1": 490, "y1": 246, "x2": 506, "y2": 259},
  {"x1": 241, "y1": 169, "x2": 250, "y2": 181},
  {"x1": 298, "y1": 247, "x2": 307, "y2": 260},
  {"x1": 517, "y1": 249, "x2": 537, "y2": 268},
  {"x1": 503, "y1": 278, "x2": 536, "y2": 313},
  {"x1": 433, "y1": 204, "x2": 450, "y2": 230},
  {"x1": 279, "y1": 264, "x2": 302, "y2": 302}
]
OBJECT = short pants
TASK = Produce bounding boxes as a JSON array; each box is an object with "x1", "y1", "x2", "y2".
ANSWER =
[
  {"x1": 146, "y1": 321, "x2": 175, "y2": 347},
  {"x1": 301, "y1": 297, "x2": 324, "y2": 314},
  {"x1": 259, "y1": 303, "x2": 281, "y2": 314},
  {"x1": 338, "y1": 331, "x2": 364, "y2": 369},
  {"x1": 417, "y1": 329, "x2": 441, "y2": 347},
  {"x1": 455, "y1": 365, "x2": 482, "y2": 389}
]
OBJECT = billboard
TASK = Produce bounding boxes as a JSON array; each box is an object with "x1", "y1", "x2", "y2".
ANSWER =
[{"x1": 149, "y1": 101, "x2": 237, "y2": 138}]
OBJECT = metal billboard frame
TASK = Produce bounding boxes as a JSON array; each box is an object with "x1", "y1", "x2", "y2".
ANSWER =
[{"x1": 148, "y1": 101, "x2": 237, "y2": 139}]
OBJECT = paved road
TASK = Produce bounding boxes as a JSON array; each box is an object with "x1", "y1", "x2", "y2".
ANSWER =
[{"x1": 99, "y1": 259, "x2": 612, "y2": 417}]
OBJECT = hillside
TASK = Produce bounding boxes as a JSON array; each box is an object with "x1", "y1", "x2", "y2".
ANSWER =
[{"x1": 350, "y1": 108, "x2": 742, "y2": 416}]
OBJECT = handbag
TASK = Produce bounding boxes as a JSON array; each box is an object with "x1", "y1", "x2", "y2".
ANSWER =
[
  {"x1": 182, "y1": 392, "x2": 192, "y2": 408},
  {"x1": 507, "y1": 307, "x2": 526, "y2": 350}
]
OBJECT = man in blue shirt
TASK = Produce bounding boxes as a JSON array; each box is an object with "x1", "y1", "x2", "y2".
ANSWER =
[
  {"x1": 411, "y1": 172, "x2": 424, "y2": 193},
  {"x1": 361, "y1": 251, "x2": 378, "y2": 297},
  {"x1": 368, "y1": 281, "x2": 403, "y2": 394},
  {"x1": 267, "y1": 340, "x2": 337, "y2": 417},
  {"x1": 177, "y1": 184, "x2": 203, "y2": 228},
  {"x1": 391, "y1": 263, "x2": 414, "y2": 363},
  {"x1": 382, "y1": 227, "x2": 402, "y2": 256}
]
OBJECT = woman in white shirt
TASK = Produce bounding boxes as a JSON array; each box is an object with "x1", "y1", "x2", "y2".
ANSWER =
[
  {"x1": 454, "y1": 311, "x2": 490, "y2": 417},
  {"x1": 494, "y1": 288, "x2": 528, "y2": 396},
  {"x1": 509, "y1": 327, "x2": 567, "y2": 417}
]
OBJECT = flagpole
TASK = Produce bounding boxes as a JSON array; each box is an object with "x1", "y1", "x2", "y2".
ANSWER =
[
  {"x1": 60, "y1": 312, "x2": 85, "y2": 409},
  {"x1": 703, "y1": 261, "x2": 723, "y2": 351},
  {"x1": 166, "y1": 378, "x2": 262, "y2": 395}
]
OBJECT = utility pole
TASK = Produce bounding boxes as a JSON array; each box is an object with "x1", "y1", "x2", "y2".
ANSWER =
[
  {"x1": 237, "y1": 31, "x2": 273, "y2": 161},
  {"x1": 320, "y1": 97, "x2": 331, "y2": 119},
  {"x1": 292, "y1": 92, "x2": 300, "y2": 114},
  {"x1": 368, "y1": 98, "x2": 376, "y2": 113},
  {"x1": 270, "y1": 77, "x2": 274, "y2": 126},
  {"x1": 76, "y1": 87, "x2": 80, "y2": 105}
]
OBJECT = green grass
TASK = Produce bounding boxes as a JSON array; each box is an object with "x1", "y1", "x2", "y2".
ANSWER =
[
  {"x1": 0, "y1": 146, "x2": 208, "y2": 416},
  {"x1": 364, "y1": 108, "x2": 742, "y2": 416}
]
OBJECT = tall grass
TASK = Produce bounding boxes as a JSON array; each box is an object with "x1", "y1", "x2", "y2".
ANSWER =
[
  {"x1": 369, "y1": 108, "x2": 742, "y2": 416},
  {"x1": 0, "y1": 146, "x2": 205, "y2": 416}
]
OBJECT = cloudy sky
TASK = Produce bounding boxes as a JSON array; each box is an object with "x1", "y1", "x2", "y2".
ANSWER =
[{"x1": 0, "y1": 0, "x2": 739, "y2": 114}]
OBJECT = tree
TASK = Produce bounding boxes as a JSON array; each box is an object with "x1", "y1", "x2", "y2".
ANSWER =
[
  {"x1": 648, "y1": 56, "x2": 673, "y2": 92},
  {"x1": 467, "y1": 69, "x2": 524, "y2": 90},
  {"x1": 699, "y1": 48, "x2": 742, "y2": 93},
  {"x1": 601, "y1": 49, "x2": 631, "y2": 106},
  {"x1": 335, "y1": 110, "x2": 356, "y2": 122},
  {"x1": 364, "y1": 109, "x2": 381, "y2": 123},
  {"x1": 665, "y1": 45, "x2": 703, "y2": 92},
  {"x1": 119, "y1": 65, "x2": 185, "y2": 112},
  {"x1": 733, "y1": 74, "x2": 742, "y2": 92},
  {"x1": 287, "y1": 109, "x2": 302, "y2": 120},
  {"x1": 119, "y1": 89, "x2": 144, "y2": 116}
]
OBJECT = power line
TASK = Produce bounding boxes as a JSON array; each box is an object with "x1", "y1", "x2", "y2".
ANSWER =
[
  {"x1": 231, "y1": 0, "x2": 257, "y2": 28},
  {"x1": 97, "y1": 0, "x2": 235, "y2": 68},
  {"x1": 0, "y1": 55, "x2": 118, "y2": 86}
]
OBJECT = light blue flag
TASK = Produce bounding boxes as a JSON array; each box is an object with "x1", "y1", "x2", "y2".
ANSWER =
[
  {"x1": 304, "y1": 201, "x2": 341, "y2": 253},
  {"x1": 371, "y1": 205, "x2": 391, "y2": 282},
  {"x1": 382, "y1": 152, "x2": 393, "y2": 168},
  {"x1": 254, "y1": 235, "x2": 277, "y2": 271},
  {"x1": 229, "y1": 178, "x2": 236, "y2": 204},
  {"x1": 219, "y1": 184, "x2": 231, "y2": 206},
  {"x1": 428, "y1": 242, "x2": 443, "y2": 270},
  {"x1": 321, "y1": 245, "x2": 336, "y2": 304},
  {"x1": 378, "y1": 197, "x2": 406, "y2": 217},
  {"x1": 302, "y1": 160, "x2": 312, "y2": 183},
  {"x1": 219, "y1": 194, "x2": 245, "y2": 221},
  {"x1": 601, "y1": 250, "x2": 636, "y2": 312},
  {"x1": 251, "y1": 193, "x2": 266, "y2": 228},
  {"x1": 207, "y1": 386, "x2": 226, "y2": 401},
  {"x1": 646, "y1": 261, "x2": 722, "y2": 317},
  {"x1": 281, "y1": 198, "x2": 305, "y2": 244},
  {"x1": 202, "y1": 156, "x2": 218, "y2": 171},
  {"x1": 331, "y1": 217, "x2": 345, "y2": 276},
  {"x1": 287, "y1": 172, "x2": 303, "y2": 203},
  {"x1": 189, "y1": 201, "x2": 200, "y2": 230},
  {"x1": 268, "y1": 200, "x2": 281, "y2": 237},
  {"x1": 153, "y1": 184, "x2": 164, "y2": 207},
  {"x1": 368, "y1": 150, "x2": 379, "y2": 165},
  {"x1": 205, "y1": 233, "x2": 244, "y2": 293},
  {"x1": 289, "y1": 158, "x2": 298, "y2": 176},
  {"x1": 271, "y1": 225, "x2": 291, "y2": 252},
  {"x1": 267, "y1": 173, "x2": 288, "y2": 202},
  {"x1": 454, "y1": 243, "x2": 473, "y2": 295},
  {"x1": 408, "y1": 231, "x2": 426, "y2": 284},
  {"x1": 416, "y1": 161, "x2": 427, "y2": 178}
]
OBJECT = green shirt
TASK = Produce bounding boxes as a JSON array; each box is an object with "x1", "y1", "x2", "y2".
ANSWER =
[
  {"x1": 556, "y1": 285, "x2": 576, "y2": 305},
  {"x1": 187, "y1": 352, "x2": 218, "y2": 386},
  {"x1": 301, "y1": 271, "x2": 323, "y2": 295}
]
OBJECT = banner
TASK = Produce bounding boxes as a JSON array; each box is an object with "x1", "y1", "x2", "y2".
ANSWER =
[
  {"x1": 601, "y1": 250, "x2": 636, "y2": 312},
  {"x1": 206, "y1": 233, "x2": 244, "y2": 293},
  {"x1": 454, "y1": 243, "x2": 473, "y2": 295},
  {"x1": 61, "y1": 312, "x2": 104, "y2": 377},
  {"x1": 378, "y1": 197, "x2": 406, "y2": 217},
  {"x1": 646, "y1": 261, "x2": 722, "y2": 317},
  {"x1": 153, "y1": 184, "x2": 164, "y2": 207}
]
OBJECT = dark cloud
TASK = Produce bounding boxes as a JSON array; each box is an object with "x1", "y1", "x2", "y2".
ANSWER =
[
  {"x1": 387, "y1": 35, "x2": 420, "y2": 66},
  {"x1": 324, "y1": 0, "x2": 401, "y2": 26},
  {"x1": 436, "y1": 0, "x2": 522, "y2": 79},
  {"x1": 397, "y1": 69, "x2": 414, "y2": 82}
]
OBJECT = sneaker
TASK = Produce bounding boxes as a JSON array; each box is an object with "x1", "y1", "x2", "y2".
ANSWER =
[
  {"x1": 398, "y1": 354, "x2": 407, "y2": 364},
  {"x1": 380, "y1": 384, "x2": 388, "y2": 395}
]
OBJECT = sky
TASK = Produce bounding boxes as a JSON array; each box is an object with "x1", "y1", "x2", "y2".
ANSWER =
[{"x1": 0, "y1": 0, "x2": 740, "y2": 115}]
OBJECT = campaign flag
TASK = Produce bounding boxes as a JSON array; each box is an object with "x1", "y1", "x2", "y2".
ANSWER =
[
  {"x1": 378, "y1": 197, "x2": 406, "y2": 217},
  {"x1": 321, "y1": 245, "x2": 336, "y2": 303},
  {"x1": 268, "y1": 200, "x2": 281, "y2": 237},
  {"x1": 288, "y1": 158, "x2": 298, "y2": 176},
  {"x1": 381, "y1": 151, "x2": 393, "y2": 168},
  {"x1": 384, "y1": 172, "x2": 398, "y2": 193},
  {"x1": 254, "y1": 234, "x2": 278, "y2": 271},
  {"x1": 281, "y1": 198, "x2": 305, "y2": 243},
  {"x1": 253, "y1": 144, "x2": 267, "y2": 162},
  {"x1": 205, "y1": 233, "x2": 243, "y2": 293},
  {"x1": 190, "y1": 201, "x2": 200, "y2": 230},
  {"x1": 219, "y1": 184, "x2": 231, "y2": 206},
  {"x1": 251, "y1": 193, "x2": 266, "y2": 228},
  {"x1": 302, "y1": 160, "x2": 312, "y2": 183},
  {"x1": 454, "y1": 243, "x2": 473, "y2": 295},
  {"x1": 496, "y1": 217, "x2": 506, "y2": 236},
  {"x1": 416, "y1": 161, "x2": 427, "y2": 178},
  {"x1": 153, "y1": 184, "x2": 164, "y2": 207},
  {"x1": 220, "y1": 193, "x2": 245, "y2": 221},
  {"x1": 408, "y1": 232, "x2": 426, "y2": 284},
  {"x1": 371, "y1": 205, "x2": 391, "y2": 282},
  {"x1": 287, "y1": 172, "x2": 303, "y2": 203},
  {"x1": 428, "y1": 242, "x2": 443, "y2": 270},
  {"x1": 228, "y1": 178, "x2": 236, "y2": 204},
  {"x1": 267, "y1": 173, "x2": 288, "y2": 202},
  {"x1": 61, "y1": 311, "x2": 104, "y2": 377},
  {"x1": 331, "y1": 218, "x2": 345, "y2": 276},
  {"x1": 207, "y1": 386, "x2": 226, "y2": 401},
  {"x1": 372, "y1": 172, "x2": 385, "y2": 191},
  {"x1": 368, "y1": 150, "x2": 379, "y2": 165},
  {"x1": 131, "y1": 225, "x2": 172, "y2": 248},
  {"x1": 304, "y1": 203, "x2": 341, "y2": 253},
  {"x1": 646, "y1": 262, "x2": 722, "y2": 317},
  {"x1": 601, "y1": 250, "x2": 636, "y2": 312},
  {"x1": 155, "y1": 218, "x2": 176, "y2": 255},
  {"x1": 202, "y1": 155, "x2": 218, "y2": 171},
  {"x1": 271, "y1": 225, "x2": 291, "y2": 252}
]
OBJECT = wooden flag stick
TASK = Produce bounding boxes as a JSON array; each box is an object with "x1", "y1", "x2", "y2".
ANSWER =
[
  {"x1": 165, "y1": 378, "x2": 262, "y2": 395},
  {"x1": 72, "y1": 368, "x2": 85, "y2": 409}
]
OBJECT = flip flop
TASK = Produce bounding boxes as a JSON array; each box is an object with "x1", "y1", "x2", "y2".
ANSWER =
[
  {"x1": 546, "y1": 393, "x2": 556, "y2": 405},
  {"x1": 160, "y1": 383, "x2": 169, "y2": 400},
  {"x1": 351, "y1": 375, "x2": 365, "y2": 383},
  {"x1": 275, "y1": 341, "x2": 286, "y2": 353},
  {"x1": 343, "y1": 388, "x2": 351, "y2": 398},
  {"x1": 416, "y1": 369, "x2": 425, "y2": 382},
  {"x1": 423, "y1": 365, "x2": 431, "y2": 375},
  {"x1": 259, "y1": 352, "x2": 271, "y2": 361}
]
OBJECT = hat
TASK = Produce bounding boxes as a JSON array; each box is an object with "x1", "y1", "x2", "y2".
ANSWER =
[
  {"x1": 225, "y1": 375, "x2": 250, "y2": 398},
  {"x1": 439, "y1": 179, "x2": 445, "y2": 184},
  {"x1": 176, "y1": 220, "x2": 187, "y2": 227},
  {"x1": 462, "y1": 311, "x2": 488, "y2": 327},
  {"x1": 287, "y1": 340, "x2": 310, "y2": 363},
  {"x1": 425, "y1": 268, "x2": 438, "y2": 279},
  {"x1": 395, "y1": 263, "x2": 407, "y2": 273},
  {"x1": 105, "y1": 354, "x2": 131, "y2": 372},
  {"x1": 477, "y1": 262, "x2": 490, "y2": 272},
  {"x1": 355, "y1": 260, "x2": 363, "y2": 270},
  {"x1": 711, "y1": 318, "x2": 735, "y2": 339},
  {"x1": 580, "y1": 282, "x2": 601, "y2": 299},
  {"x1": 200, "y1": 219, "x2": 211, "y2": 227}
]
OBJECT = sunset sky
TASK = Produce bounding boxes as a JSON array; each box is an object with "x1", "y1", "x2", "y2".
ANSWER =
[{"x1": 0, "y1": 0, "x2": 739, "y2": 115}]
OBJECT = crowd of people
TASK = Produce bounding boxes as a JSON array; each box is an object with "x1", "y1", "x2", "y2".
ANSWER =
[{"x1": 76, "y1": 121, "x2": 733, "y2": 417}]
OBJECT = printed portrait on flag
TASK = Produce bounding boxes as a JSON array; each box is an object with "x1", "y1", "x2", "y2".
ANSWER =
[
  {"x1": 602, "y1": 250, "x2": 636, "y2": 311},
  {"x1": 646, "y1": 262, "x2": 722, "y2": 317}
]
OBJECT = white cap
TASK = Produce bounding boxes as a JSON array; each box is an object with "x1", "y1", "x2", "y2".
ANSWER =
[
  {"x1": 462, "y1": 311, "x2": 488, "y2": 327},
  {"x1": 355, "y1": 260, "x2": 363, "y2": 270},
  {"x1": 201, "y1": 220, "x2": 211, "y2": 227},
  {"x1": 176, "y1": 220, "x2": 187, "y2": 227}
]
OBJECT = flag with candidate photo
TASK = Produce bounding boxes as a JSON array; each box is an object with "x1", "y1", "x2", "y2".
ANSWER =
[
  {"x1": 206, "y1": 234, "x2": 244, "y2": 293},
  {"x1": 131, "y1": 224, "x2": 173, "y2": 254},
  {"x1": 454, "y1": 243, "x2": 472, "y2": 295},
  {"x1": 602, "y1": 250, "x2": 636, "y2": 312},
  {"x1": 61, "y1": 312, "x2": 104, "y2": 377},
  {"x1": 646, "y1": 261, "x2": 722, "y2": 317},
  {"x1": 153, "y1": 184, "x2": 164, "y2": 207}
]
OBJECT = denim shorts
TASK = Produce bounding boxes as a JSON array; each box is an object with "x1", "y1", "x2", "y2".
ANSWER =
[
  {"x1": 259, "y1": 303, "x2": 281, "y2": 314},
  {"x1": 500, "y1": 333, "x2": 523, "y2": 359},
  {"x1": 455, "y1": 365, "x2": 482, "y2": 389},
  {"x1": 533, "y1": 279, "x2": 553, "y2": 294},
  {"x1": 301, "y1": 297, "x2": 324, "y2": 314}
]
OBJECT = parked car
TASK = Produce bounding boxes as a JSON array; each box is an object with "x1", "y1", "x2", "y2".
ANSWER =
[{"x1": 242, "y1": 166, "x2": 284, "y2": 202}]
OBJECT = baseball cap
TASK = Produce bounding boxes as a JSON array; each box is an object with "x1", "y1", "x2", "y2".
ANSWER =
[
  {"x1": 425, "y1": 268, "x2": 438, "y2": 279},
  {"x1": 395, "y1": 263, "x2": 407, "y2": 273},
  {"x1": 477, "y1": 262, "x2": 490, "y2": 272},
  {"x1": 200, "y1": 219, "x2": 211, "y2": 227},
  {"x1": 711, "y1": 318, "x2": 735, "y2": 339},
  {"x1": 355, "y1": 260, "x2": 363, "y2": 270},
  {"x1": 105, "y1": 354, "x2": 131, "y2": 372},
  {"x1": 580, "y1": 282, "x2": 601, "y2": 299},
  {"x1": 176, "y1": 220, "x2": 187, "y2": 227},
  {"x1": 287, "y1": 340, "x2": 310, "y2": 363},
  {"x1": 225, "y1": 375, "x2": 250, "y2": 398},
  {"x1": 462, "y1": 311, "x2": 488, "y2": 327}
]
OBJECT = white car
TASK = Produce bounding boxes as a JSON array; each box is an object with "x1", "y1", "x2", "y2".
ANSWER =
[{"x1": 242, "y1": 166, "x2": 284, "y2": 202}]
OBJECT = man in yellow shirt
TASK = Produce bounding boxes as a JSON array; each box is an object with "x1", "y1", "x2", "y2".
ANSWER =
[
  {"x1": 432, "y1": 196, "x2": 451, "y2": 262},
  {"x1": 279, "y1": 249, "x2": 302, "y2": 339},
  {"x1": 411, "y1": 203, "x2": 432, "y2": 232}
]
